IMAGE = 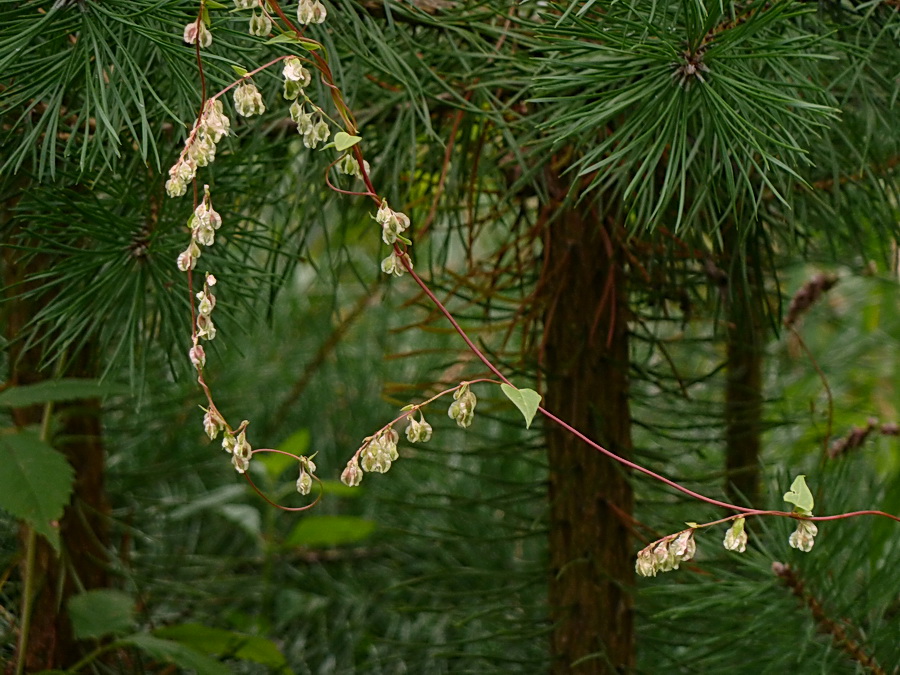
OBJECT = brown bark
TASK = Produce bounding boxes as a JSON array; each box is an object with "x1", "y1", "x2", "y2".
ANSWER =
[
  {"x1": 2, "y1": 194, "x2": 111, "y2": 672},
  {"x1": 541, "y1": 198, "x2": 634, "y2": 673},
  {"x1": 724, "y1": 253, "x2": 764, "y2": 505}
]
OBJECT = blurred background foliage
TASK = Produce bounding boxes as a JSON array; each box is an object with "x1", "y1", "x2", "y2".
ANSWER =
[{"x1": 1, "y1": 0, "x2": 900, "y2": 673}]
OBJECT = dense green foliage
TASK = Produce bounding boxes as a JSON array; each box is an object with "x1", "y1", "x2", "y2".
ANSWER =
[{"x1": 1, "y1": 0, "x2": 899, "y2": 672}]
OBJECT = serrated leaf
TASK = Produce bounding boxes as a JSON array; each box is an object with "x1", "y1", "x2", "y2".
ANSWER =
[
  {"x1": 231, "y1": 65, "x2": 249, "y2": 78},
  {"x1": 334, "y1": 131, "x2": 362, "y2": 152},
  {"x1": 0, "y1": 379, "x2": 118, "y2": 407},
  {"x1": 69, "y1": 590, "x2": 135, "y2": 640},
  {"x1": 0, "y1": 430, "x2": 74, "y2": 551},
  {"x1": 120, "y1": 634, "x2": 231, "y2": 675},
  {"x1": 284, "y1": 515, "x2": 375, "y2": 548},
  {"x1": 783, "y1": 475, "x2": 814, "y2": 514},
  {"x1": 154, "y1": 624, "x2": 292, "y2": 673},
  {"x1": 500, "y1": 384, "x2": 542, "y2": 429}
]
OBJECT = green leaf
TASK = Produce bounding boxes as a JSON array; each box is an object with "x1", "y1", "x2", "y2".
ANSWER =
[
  {"x1": 284, "y1": 515, "x2": 375, "y2": 548},
  {"x1": 154, "y1": 623, "x2": 292, "y2": 673},
  {"x1": 200, "y1": 6, "x2": 210, "y2": 26},
  {"x1": 205, "y1": 0, "x2": 228, "y2": 8},
  {"x1": 231, "y1": 65, "x2": 249, "y2": 78},
  {"x1": 783, "y1": 475, "x2": 814, "y2": 514},
  {"x1": 119, "y1": 634, "x2": 231, "y2": 675},
  {"x1": 264, "y1": 33, "x2": 322, "y2": 49},
  {"x1": 0, "y1": 379, "x2": 118, "y2": 407},
  {"x1": 0, "y1": 429, "x2": 74, "y2": 551},
  {"x1": 500, "y1": 384, "x2": 542, "y2": 429},
  {"x1": 685, "y1": 521, "x2": 700, "y2": 528},
  {"x1": 334, "y1": 131, "x2": 362, "y2": 152},
  {"x1": 69, "y1": 590, "x2": 135, "y2": 640}
]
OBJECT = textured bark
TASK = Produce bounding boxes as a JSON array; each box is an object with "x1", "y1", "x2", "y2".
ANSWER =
[
  {"x1": 2, "y1": 202, "x2": 111, "y2": 672},
  {"x1": 724, "y1": 257, "x2": 764, "y2": 505},
  {"x1": 542, "y1": 200, "x2": 634, "y2": 674}
]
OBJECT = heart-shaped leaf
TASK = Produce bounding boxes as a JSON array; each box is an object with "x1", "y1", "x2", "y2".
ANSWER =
[
  {"x1": 500, "y1": 384, "x2": 542, "y2": 429},
  {"x1": 783, "y1": 474, "x2": 814, "y2": 514},
  {"x1": 334, "y1": 131, "x2": 362, "y2": 152}
]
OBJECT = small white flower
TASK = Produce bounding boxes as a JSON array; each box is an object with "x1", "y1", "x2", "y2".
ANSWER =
[
  {"x1": 248, "y1": 10, "x2": 272, "y2": 36},
  {"x1": 635, "y1": 547, "x2": 657, "y2": 577},
  {"x1": 197, "y1": 313, "x2": 217, "y2": 341},
  {"x1": 448, "y1": 384, "x2": 476, "y2": 428},
  {"x1": 166, "y1": 176, "x2": 187, "y2": 198},
  {"x1": 341, "y1": 458, "x2": 362, "y2": 487},
  {"x1": 203, "y1": 100, "x2": 231, "y2": 142},
  {"x1": 203, "y1": 409, "x2": 224, "y2": 440},
  {"x1": 183, "y1": 21, "x2": 212, "y2": 48},
  {"x1": 788, "y1": 520, "x2": 818, "y2": 552},
  {"x1": 189, "y1": 344, "x2": 206, "y2": 368},
  {"x1": 233, "y1": 82, "x2": 266, "y2": 117},
  {"x1": 282, "y1": 57, "x2": 312, "y2": 86},
  {"x1": 406, "y1": 415, "x2": 433, "y2": 443},
  {"x1": 296, "y1": 468, "x2": 313, "y2": 495},
  {"x1": 196, "y1": 290, "x2": 216, "y2": 316},
  {"x1": 231, "y1": 431, "x2": 252, "y2": 473},
  {"x1": 380, "y1": 250, "x2": 412, "y2": 277},
  {"x1": 177, "y1": 241, "x2": 201, "y2": 271},
  {"x1": 723, "y1": 518, "x2": 748, "y2": 553},
  {"x1": 234, "y1": 0, "x2": 255, "y2": 8},
  {"x1": 297, "y1": 0, "x2": 327, "y2": 24}
]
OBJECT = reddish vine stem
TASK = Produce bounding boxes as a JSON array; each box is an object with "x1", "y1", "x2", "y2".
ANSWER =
[{"x1": 400, "y1": 255, "x2": 900, "y2": 524}]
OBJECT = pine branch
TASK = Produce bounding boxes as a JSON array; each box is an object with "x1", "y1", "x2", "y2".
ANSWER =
[{"x1": 772, "y1": 562, "x2": 887, "y2": 675}]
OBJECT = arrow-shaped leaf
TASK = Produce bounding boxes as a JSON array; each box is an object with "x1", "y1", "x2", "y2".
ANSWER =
[
  {"x1": 783, "y1": 474, "x2": 814, "y2": 514},
  {"x1": 334, "y1": 131, "x2": 362, "y2": 152},
  {"x1": 500, "y1": 384, "x2": 542, "y2": 429}
]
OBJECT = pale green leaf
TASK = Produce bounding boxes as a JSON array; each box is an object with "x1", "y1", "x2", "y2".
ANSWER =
[
  {"x1": 0, "y1": 379, "x2": 118, "y2": 407},
  {"x1": 231, "y1": 65, "x2": 249, "y2": 78},
  {"x1": 0, "y1": 429, "x2": 74, "y2": 551},
  {"x1": 69, "y1": 590, "x2": 135, "y2": 640},
  {"x1": 154, "y1": 623, "x2": 292, "y2": 673},
  {"x1": 334, "y1": 131, "x2": 362, "y2": 152},
  {"x1": 120, "y1": 634, "x2": 231, "y2": 675},
  {"x1": 783, "y1": 475, "x2": 814, "y2": 514},
  {"x1": 500, "y1": 384, "x2": 542, "y2": 429},
  {"x1": 285, "y1": 515, "x2": 375, "y2": 548}
]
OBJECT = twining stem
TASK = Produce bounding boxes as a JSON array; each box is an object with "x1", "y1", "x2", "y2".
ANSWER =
[{"x1": 399, "y1": 254, "x2": 900, "y2": 525}]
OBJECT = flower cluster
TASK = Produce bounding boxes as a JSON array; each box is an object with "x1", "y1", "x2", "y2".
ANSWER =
[
  {"x1": 340, "y1": 409, "x2": 436, "y2": 488},
  {"x1": 381, "y1": 250, "x2": 412, "y2": 277},
  {"x1": 375, "y1": 200, "x2": 411, "y2": 245},
  {"x1": 177, "y1": 187, "x2": 222, "y2": 271},
  {"x1": 405, "y1": 413, "x2": 433, "y2": 443},
  {"x1": 223, "y1": 427, "x2": 253, "y2": 474},
  {"x1": 195, "y1": 273, "x2": 218, "y2": 341},
  {"x1": 723, "y1": 517, "x2": 748, "y2": 553},
  {"x1": 249, "y1": 10, "x2": 272, "y2": 36},
  {"x1": 283, "y1": 57, "x2": 312, "y2": 99},
  {"x1": 296, "y1": 455, "x2": 317, "y2": 495},
  {"x1": 166, "y1": 101, "x2": 231, "y2": 198},
  {"x1": 234, "y1": 81, "x2": 266, "y2": 117},
  {"x1": 289, "y1": 102, "x2": 329, "y2": 148},
  {"x1": 361, "y1": 428, "x2": 399, "y2": 474},
  {"x1": 183, "y1": 19, "x2": 212, "y2": 48},
  {"x1": 338, "y1": 153, "x2": 369, "y2": 180},
  {"x1": 448, "y1": 383, "x2": 476, "y2": 428},
  {"x1": 234, "y1": 0, "x2": 256, "y2": 8},
  {"x1": 635, "y1": 529, "x2": 697, "y2": 577},
  {"x1": 297, "y1": 0, "x2": 327, "y2": 24},
  {"x1": 788, "y1": 519, "x2": 818, "y2": 552}
]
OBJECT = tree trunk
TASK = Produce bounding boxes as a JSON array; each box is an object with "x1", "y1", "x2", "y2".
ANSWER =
[
  {"x1": 724, "y1": 246, "x2": 764, "y2": 505},
  {"x1": 2, "y1": 195, "x2": 111, "y2": 672},
  {"x1": 541, "y1": 197, "x2": 634, "y2": 673}
]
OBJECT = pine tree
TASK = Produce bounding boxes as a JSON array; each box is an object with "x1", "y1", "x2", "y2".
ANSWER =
[{"x1": 2, "y1": 0, "x2": 899, "y2": 672}]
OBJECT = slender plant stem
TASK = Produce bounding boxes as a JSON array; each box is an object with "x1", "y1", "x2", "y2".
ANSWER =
[{"x1": 15, "y1": 401, "x2": 55, "y2": 675}]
